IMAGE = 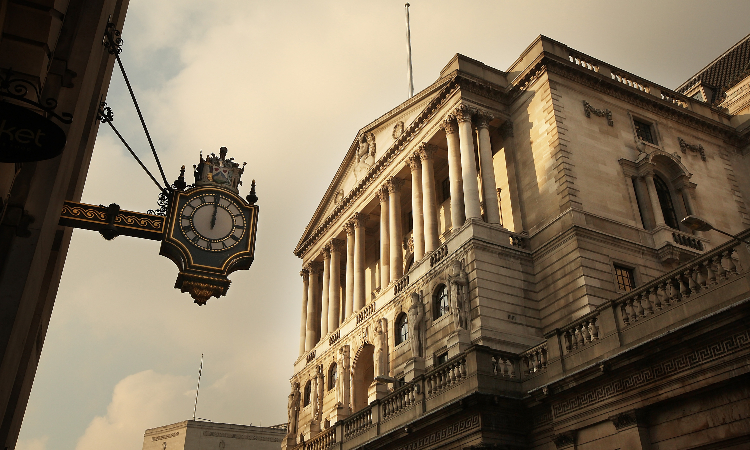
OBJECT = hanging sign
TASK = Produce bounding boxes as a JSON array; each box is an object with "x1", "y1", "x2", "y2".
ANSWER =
[{"x1": 0, "y1": 102, "x2": 67, "y2": 163}]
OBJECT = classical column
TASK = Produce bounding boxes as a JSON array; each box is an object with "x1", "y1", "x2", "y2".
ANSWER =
[
  {"x1": 320, "y1": 247, "x2": 331, "y2": 337},
  {"x1": 388, "y1": 177, "x2": 405, "y2": 280},
  {"x1": 299, "y1": 269, "x2": 310, "y2": 355},
  {"x1": 352, "y1": 212, "x2": 366, "y2": 312},
  {"x1": 345, "y1": 223, "x2": 354, "y2": 319},
  {"x1": 644, "y1": 173, "x2": 666, "y2": 227},
  {"x1": 476, "y1": 112, "x2": 500, "y2": 224},
  {"x1": 378, "y1": 187, "x2": 390, "y2": 288},
  {"x1": 307, "y1": 262, "x2": 322, "y2": 345},
  {"x1": 408, "y1": 154, "x2": 425, "y2": 261},
  {"x1": 419, "y1": 143, "x2": 439, "y2": 253},
  {"x1": 455, "y1": 105, "x2": 482, "y2": 220},
  {"x1": 443, "y1": 117, "x2": 465, "y2": 230},
  {"x1": 328, "y1": 239, "x2": 343, "y2": 332},
  {"x1": 311, "y1": 367, "x2": 319, "y2": 422}
]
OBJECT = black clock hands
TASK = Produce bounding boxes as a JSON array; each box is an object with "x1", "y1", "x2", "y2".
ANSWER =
[{"x1": 210, "y1": 194, "x2": 219, "y2": 229}]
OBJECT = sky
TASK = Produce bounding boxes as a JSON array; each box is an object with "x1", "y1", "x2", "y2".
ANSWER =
[{"x1": 15, "y1": 1, "x2": 750, "y2": 449}]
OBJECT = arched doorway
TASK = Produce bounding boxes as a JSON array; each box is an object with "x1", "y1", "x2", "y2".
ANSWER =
[{"x1": 351, "y1": 344, "x2": 374, "y2": 412}]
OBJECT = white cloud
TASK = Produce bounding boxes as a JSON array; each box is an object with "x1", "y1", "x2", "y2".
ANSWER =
[
  {"x1": 16, "y1": 436, "x2": 49, "y2": 450},
  {"x1": 74, "y1": 371, "x2": 193, "y2": 450}
]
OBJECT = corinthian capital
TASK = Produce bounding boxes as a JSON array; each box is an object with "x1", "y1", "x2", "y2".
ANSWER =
[
  {"x1": 306, "y1": 261, "x2": 324, "y2": 274},
  {"x1": 344, "y1": 221, "x2": 354, "y2": 236},
  {"x1": 378, "y1": 185, "x2": 389, "y2": 203},
  {"x1": 329, "y1": 238, "x2": 345, "y2": 253},
  {"x1": 475, "y1": 111, "x2": 493, "y2": 129},
  {"x1": 453, "y1": 104, "x2": 475, "y2": 123},
  {"x1": 320, "y1": 246, "x2": 331, "y2": 259},
  {"x1": 386, "y1": 176, "x2": 405, "y2": 194},
  {"x1": 349, "y1": 211, "x2": 366, "y2": 228},
  {"x1": 408, "y1": 152, "x2": 421, "y2": 171},
  {"x1": 442, "y1": 117, "x2": 458, "y2": 135},
  {"x1": 418, "y1": 142, "x2": 438, "y2": 161},
  {"x1": 300, "y1": 268, "x2": 309, "y2": 278}
]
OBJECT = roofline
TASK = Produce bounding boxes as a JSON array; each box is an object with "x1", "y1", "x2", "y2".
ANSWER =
[{"x1": 676, "y1": 32, "x2": 750, "y2": 91}]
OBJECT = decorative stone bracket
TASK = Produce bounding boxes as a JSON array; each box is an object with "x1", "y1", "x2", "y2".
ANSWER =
[{"x1": 583, "y1": 100, "x2": 613, "y2": 126}]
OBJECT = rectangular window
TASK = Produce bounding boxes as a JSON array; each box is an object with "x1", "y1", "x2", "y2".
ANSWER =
[
  {"x1": 633, "y1": 119, "x2": 656, "y2": 145},
  {"x1": 435, "y1": 352, "x2": 448, "y2": 366},
  {"x1": 441, "y1": 177, "x2": 450, "y2": 203},
  {"x1": 614, "y1": 264, "x2": 636, "y2": 292}
]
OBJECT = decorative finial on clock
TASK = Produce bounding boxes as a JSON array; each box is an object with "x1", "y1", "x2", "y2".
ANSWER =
[{"x1": 246, "y1": 180, "x2": 258, "y2": 205}]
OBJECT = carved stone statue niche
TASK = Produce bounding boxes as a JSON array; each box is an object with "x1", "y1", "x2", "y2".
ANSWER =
[
  {"x1": 408, "y1": 291, "x2": 425, "y2": 358},
  {"x1": 448, "y1": 260, "x2": 470, "y2": 331},
  {"x1": 373, "y1": 318, "x2": 388, "y2": 378},
  {"x1": 287, "y1": 381, "x2": 301, "y2": 437}
]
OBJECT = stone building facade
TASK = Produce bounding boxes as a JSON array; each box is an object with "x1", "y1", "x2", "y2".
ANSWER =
[
  {"x1": 0, "y1": 1, "x2": 129, "y2": 448},
  {"x1": 142, "y1": 421, "x2": 287, "y2": 450},
  {"x1": 284, "y1": 33, "x2": 750, "y2": 450}
]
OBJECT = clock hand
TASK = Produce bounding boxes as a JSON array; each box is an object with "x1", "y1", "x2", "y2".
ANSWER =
[{"x1": 210, "y1": 195, "x2": 219, "y2": 229}]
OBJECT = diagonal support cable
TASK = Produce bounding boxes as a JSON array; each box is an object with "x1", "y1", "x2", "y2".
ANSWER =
[
  {"x1": 97, "y1": 102, "x2": 167, "y2": 193},
  {"x1": 103, "y1": 19, "x2": 171, "y2": 189}
]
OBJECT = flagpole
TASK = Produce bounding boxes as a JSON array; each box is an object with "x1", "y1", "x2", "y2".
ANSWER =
[
  {"x1": 192, "y1": 354, "x2": 203, "y2": 421},
  {"x1": 405, "y1": 3, "x2": 414, "y2": 98}
]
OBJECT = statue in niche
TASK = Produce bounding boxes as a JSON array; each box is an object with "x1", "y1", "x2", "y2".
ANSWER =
[
  {"x1": 448, "y1": 260, "x2": 470, "y2": 330},
  {"x1": 408, "y1": 292, "x2": 425, "y2": 358},
  {"x1": 337, "y1": 345, "x2": 350, "y2": 407},
  {"x1": 373, "y1": 318, "x2": 387, "y2": 378},
  {"x1": 287, "y1": 381, "x2": 301, "y2": 437}
]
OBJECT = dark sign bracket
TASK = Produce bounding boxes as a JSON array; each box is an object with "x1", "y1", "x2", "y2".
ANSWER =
[{"x1": 0, "y1": 69, "x2": 73, "y2": 125}]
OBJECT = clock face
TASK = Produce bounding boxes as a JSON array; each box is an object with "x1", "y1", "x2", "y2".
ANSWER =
[{"x1": 179, "y1": 192, "x2": 246, "y2": 251}]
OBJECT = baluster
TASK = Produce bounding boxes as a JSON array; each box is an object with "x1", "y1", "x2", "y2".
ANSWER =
[
  {"x1": 668, "y1": 278, "x2": 679, "y2": 303},
  {"x1": 632, "y1": 295, "x2": 643, "y2": 317},
  {"x1": 509, "y1": 359, "x2": 516, "y2": 378},
  {"x1": 688, "y1": 268, "x2": 699, "y2": 294},
  {"x1": 696, "y1": 262, "x2": 707, "y2": 287},
  {"x1": 649, "y1": 287, "x2": 660, "y2": 311},
  {"x1": 657, "y1": 282, "x2": 669, "y2": 307},
  {"x1": 461, "y1": 359, "x2": 467, "y2": 378},
  {"x1": 589, "y1": 317, "x2": 599, "y2": 340},
  {"x1": 540, "y1": 349, "x2": 548, "y2": 368},
  {"x1": 491, "y1": 356, "x2": 497, "y2": 375},
  {"x1": 579, "y1": 323, "x2": 589, "y2": 343},
  {"x1": 643, "y1": 291, "x2": 654, "y2": 315},
  {"x1": 621, "y1": 303, "x2": 630, "y2": 326},
  {"x1": 722, "y1": 250, "x2": 738, "y2": 275},
  {"x1": 678, "y1": 273, "x2": 689, "y2": 300},
  {"x1": 714, "y1": 255, "x2": 727, "y2": 280},
  {"x1": 705, "y1": 257, "x2": 716, "y2": 285},
  {"x1": 571, "y1": 328, "x2": 579, "y2": 349}
]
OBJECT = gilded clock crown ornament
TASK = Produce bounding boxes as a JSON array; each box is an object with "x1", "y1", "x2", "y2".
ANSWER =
[{"x1": 193, "y1": 146, "x2": 246, "y2": 193}]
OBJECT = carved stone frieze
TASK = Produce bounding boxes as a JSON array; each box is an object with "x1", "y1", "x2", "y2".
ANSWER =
[{"x1": 582, "y1": 100, "x2": 613, "y2": 126}]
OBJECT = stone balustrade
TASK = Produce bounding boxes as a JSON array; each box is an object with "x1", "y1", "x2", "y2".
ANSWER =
[
  {"x1": 672, "y1": 231, "x2": 704, "y2": 250},
  {"x1": 425, "y1": 357, "x2": 467, "y2": 397},
  {"x1": 491, "y1": 353, "x2": 517, "y2": 378},
  {"x1": 302, "y1": 426, "x2": 336, "y2": 450},
  {"x1": 381, "y1": 383, "x2": 419, "y2": 420},
  {"x1": 343, "y1": 407, "x2": 372, "y2": 439},
  {"x1": 568, "y1": 54, "x2": 599, "y2": 72},
  {"x1": 611, "y1": 71, "x2": 650, "y2": 92},
  {"x1": 561, "y1": 313, "x2": 600, "y2": 354},
  {"x1": 393, "y1": 275, "x2": 409, "y2": 294},
  {"x1": 520, "y1": 342, "x2": 547, "y2": 376},
  {"x1": 355, "y1": 302, "x2": 376, "y2": 325},
  {"x1": 429, "y1": 244, "x2": 448, "y2": 267}
]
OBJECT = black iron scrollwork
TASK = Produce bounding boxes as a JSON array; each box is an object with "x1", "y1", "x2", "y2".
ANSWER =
[
  {"x1": 0, "y1": 69, "x2": 73, "y2": 124},
  {"x1": 102, "y1": 20, "x2": 123, "y2": 55}
]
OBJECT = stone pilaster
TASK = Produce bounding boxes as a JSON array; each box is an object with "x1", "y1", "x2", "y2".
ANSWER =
[
  {"x1": 476, "y1": 112, "x2": 500, "y2": 224},
  {"x1": 351, "y1": 212, "x2": 366, "y2": 312},
  {"x1": 299, "y1": 269, "x2": 309, "y2": 355},
  {"x1": 320, "y1": 247, "x2": 330, "y2": 337},
  {"x1": 454, "y1": 104, "x2": 482, "y2": 220},
  {"x1": 378, "y1": 187, "x2": 390, "y2": 288},
  {"x1": 345, "y1": 223, "x2": 354, "y2": 319},
  {"x1": 305, "y1": 262, "x2": 323, "y2": 350},
  {"x1": 328, "y1": 239, "x2": 343, "y2": 332}
]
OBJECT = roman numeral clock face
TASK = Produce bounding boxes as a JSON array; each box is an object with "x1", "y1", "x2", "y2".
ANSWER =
[{"x1": 180, "y1": 192, "x2": 245, "y2": 251}]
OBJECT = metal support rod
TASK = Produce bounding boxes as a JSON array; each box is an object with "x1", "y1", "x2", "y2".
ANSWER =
[
  {"x1": 114, "y1": 53, "x2": 170, "y2": 188},
  {"x1": 103, "y1": 120, "x2": 166, "y2": 192},
  {"x1": 405, "y1": 3, "x2": 414, "y2": 99},
  {"x1": 192, "y1": 354, "x2": 203, "y2": 421}
]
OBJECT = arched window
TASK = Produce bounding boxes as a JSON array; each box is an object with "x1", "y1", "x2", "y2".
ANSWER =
[
  {"x1": 303, "y1": 380, "x2": 311, "y2": 406},
  {"x1": 395, "y1": 313, "x2": 408, "y2": 345},
  {"x1": 433, "y1": 284, "x2": 449, "y2": 319},
  {"x1": 654, "y1": 175, "x2": 680, "y2": 229},
  {"x1": 328, "y1": 363, "x2": 337, "y2": 391}
]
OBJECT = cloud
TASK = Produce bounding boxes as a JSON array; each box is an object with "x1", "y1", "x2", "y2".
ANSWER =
[
  {"x1": 16, "y1": 437, "x2": 49, "y2": 450},
  {"x1": 74, "y1": 371, "x2": 193, "y2": 450}
]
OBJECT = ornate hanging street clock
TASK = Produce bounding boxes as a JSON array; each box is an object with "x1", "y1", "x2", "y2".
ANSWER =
[{"x1": 160, "y1": 147, "x2": 259, "y2": 305}]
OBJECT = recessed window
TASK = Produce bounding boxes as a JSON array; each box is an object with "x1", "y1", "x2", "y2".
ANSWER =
[
  {"x1": 614, "y1": 265, "x2": 635, "y2": 292},
  {"x1": 433, "y1": 284, "x2": 449, "y2": 319},
  {"x1": 328, "y1": 363, "x2": 337, "y2": 391},
  {"x1": 395, "y1": 313, "x2": 408, "y2": 345},
  {"x1": 634, "y1": 119, "x2": 657, "y2": 145},
  {"x1": 653, "y1": 175, "x2": 680, "y2": 229},
  {"x1": 441, "y1": 177, "x2": 450, "y2": 203},
  {"x1": 435, "y1": 352, "x2": 448, "y2": 366},
  {"x1": 303, "y1": 380, "x2": 311, "y2": 406}
]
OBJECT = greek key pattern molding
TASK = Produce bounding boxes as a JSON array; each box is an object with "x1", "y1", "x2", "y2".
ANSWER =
[
  {"x1": 394, "y1": 415, "x2": 480, "y2": 450},
  {"x1": 203, "y1": 430, "x2": 283, "y2": 442},
  {"x1": 152, "y1": 431, "x2": 179, "y2": 441},
  {"x1": 551, "y1": 328, "x2": 750, "y2": 417}
]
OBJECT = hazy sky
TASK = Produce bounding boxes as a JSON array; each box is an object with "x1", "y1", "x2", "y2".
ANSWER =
[{"x1": 16, "y1": 1, "x2": 750, "y2": 449}]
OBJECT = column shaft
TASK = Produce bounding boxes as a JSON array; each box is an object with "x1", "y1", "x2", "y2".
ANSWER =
[
  {"x1": 388, "y1": 178, "x2": 405, "y2": 280},
  {"x1": 644, "y1": 174, "x2": 666, "y2": 226},
  {"x1": 444, "y1": 119, "x2": 465, "y2": 229},
  {"x1": 328, "y1": 240, "x2": 343, "y2": 332},
  {"x1": 419, "y1": 144, "x2": 439, "y2": 252},
  {"x1": 477, "y1": 116, "x2": 500, "y2": 224},
  {"x1": 299, "y1": 269, "x2": 310, "y2": 355},
  {"x1": 353, "y1": 213, "x2": 366, "y2": 312},
  {"x1": 320, "y1": 250, "x2": 330, "y2": 337},
  {"x1": 455, "y1": 106, "x2": 482, "y2": 219},
  {"x1": 307, "y1": 263, "x2": 321, "y2": 345},
  {"x1": 379, "y1": 188, "x2": 390, "y2": 288},
  {"x1": 409, "y1": 155, "x2": 425, "y2": 260},
  {"x1": 345, "y1": 224, "x2": 354, "y2": 319}
]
